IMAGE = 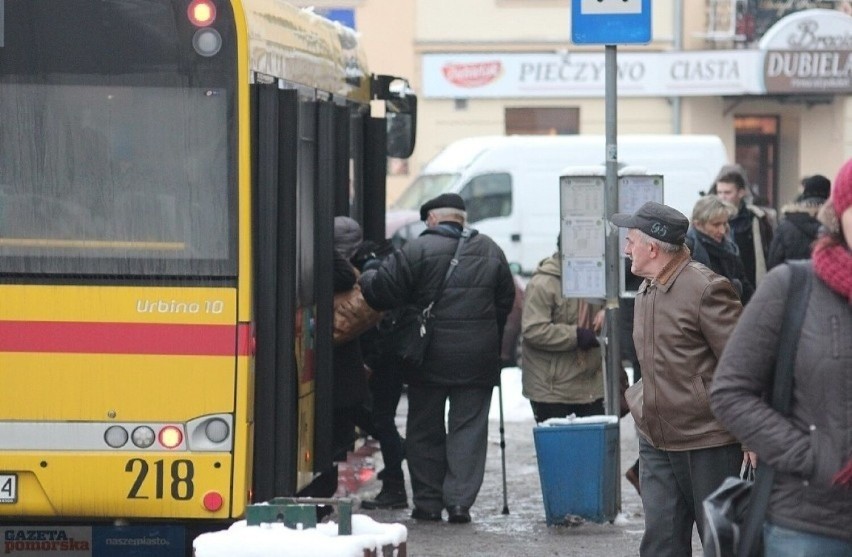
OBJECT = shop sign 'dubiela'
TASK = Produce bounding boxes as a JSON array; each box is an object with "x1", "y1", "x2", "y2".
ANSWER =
[{"x1": 760, "y1": 9, "x2": 852, "y2": 94}]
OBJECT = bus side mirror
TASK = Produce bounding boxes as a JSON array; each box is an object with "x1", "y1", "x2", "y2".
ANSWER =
[
  {"x1": 386, "y1": 95, "x2": 416, "y2": 159},
  {"x1": 372, "y1": 75, "x2": 417, "y2": 159}
]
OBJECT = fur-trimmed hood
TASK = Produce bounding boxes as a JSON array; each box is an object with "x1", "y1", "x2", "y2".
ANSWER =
[{"x1": 781, "y1": 199, "x2": 824, "y2": 218}]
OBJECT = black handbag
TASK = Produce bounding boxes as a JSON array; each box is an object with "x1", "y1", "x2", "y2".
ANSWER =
[
  {"x1": 393, "y1": 229, "x2": 470, "y2": 367},
  {"x1": 701, "y1": 261, "x2": 812, "y2": 557}
]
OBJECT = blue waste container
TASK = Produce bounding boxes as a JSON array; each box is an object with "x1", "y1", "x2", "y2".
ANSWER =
[{"x1": 533, "y1": 419, "x2": 619, "y2": 525}]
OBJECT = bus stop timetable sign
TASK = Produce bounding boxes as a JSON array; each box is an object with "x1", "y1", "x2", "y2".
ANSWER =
[{"x1": 571, "y1": 0, "x2": 652, "y2": 45}]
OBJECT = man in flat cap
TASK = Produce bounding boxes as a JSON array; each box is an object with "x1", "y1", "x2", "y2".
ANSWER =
[
  {"x1": 611, "y1": 201, "x2": 744, "y2": 557},
  {"x1": 359, "y1": 193, "x2": 515, "y2": 524}
]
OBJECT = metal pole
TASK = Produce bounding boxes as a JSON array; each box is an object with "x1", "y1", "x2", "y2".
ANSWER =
[
  {"x1": 672, "y1": 0, "x2": 683, "y2": 134},
  {"x1": 604, "y1": 42, "x2": 623, "y2": 514},
  {"x1": 604, "y1": 45, "x2": 622, "y2": 418},
  {"x1": 498, "y1": 377, "x2": 509, "y2": 514}
]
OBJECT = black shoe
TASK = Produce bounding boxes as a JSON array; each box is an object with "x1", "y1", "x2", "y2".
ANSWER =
[
  {"x1": 411, "y1": 507, "x2": 443, "y2": 521},
  {"x1": 446, "y1": 505, "x2": 471, "y2": 524},
  {"x1": 377, "y1": 466, "x2": 404, "y2": 481},
  {"x1": 361, "y1": 480, "x2": 408, "y2": 510}
]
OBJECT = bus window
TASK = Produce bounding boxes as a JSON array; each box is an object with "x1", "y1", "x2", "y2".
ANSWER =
[
  {"x1": 0, "y1": 84, "x2": 235, "y2": 277},
  {"x1": 0, "y1": 0, "x2": 238, "y2": 278}
]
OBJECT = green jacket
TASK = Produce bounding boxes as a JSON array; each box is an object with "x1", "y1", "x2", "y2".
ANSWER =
[{"x1": 520, "y1": 254, "x2": 604, "y2": 406}]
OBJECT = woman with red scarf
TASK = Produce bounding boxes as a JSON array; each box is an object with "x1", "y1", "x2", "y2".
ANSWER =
[{"x1": 710, "y1": 158, "x2": 852, "y2": 556}]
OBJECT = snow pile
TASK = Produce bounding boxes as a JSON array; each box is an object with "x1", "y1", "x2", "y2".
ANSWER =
[
  {"x1": 193, "y1": 515, "x2": 407, "y2": 557},
  {"x1": 489, "y1": 367, "x2": 535, "y2": 423},
  {"x1": 540, "y1": 414, "x2": 619, "y2": 426}
]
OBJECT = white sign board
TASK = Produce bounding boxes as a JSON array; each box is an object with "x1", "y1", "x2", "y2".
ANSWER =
[
  {"x1": 421, "y1": 51, "x2": 764, "y2": 99},
  {"x1": 617, "y1": 175, "x2": 664, "y2": 295},
  {"x1": 560, "y1": 175, "x2": 606, "y2": 298}
]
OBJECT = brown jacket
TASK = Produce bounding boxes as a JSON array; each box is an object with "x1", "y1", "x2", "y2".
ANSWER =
[{"x1": 627, "y1": 249, "x2": 742, "y2": 451}]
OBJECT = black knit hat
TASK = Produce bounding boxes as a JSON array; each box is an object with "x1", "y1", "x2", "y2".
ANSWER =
[
  {"x1": 419, "y1": 193, "x2": 466, "y2": 221},
  {"x1": 801, "y1": 174, "x2": 830, "y2": 201},
  {"x1": 610, "y1": 201, "x2": 689, "y2": 246}
]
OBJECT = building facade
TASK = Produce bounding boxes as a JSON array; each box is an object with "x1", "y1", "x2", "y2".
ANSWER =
[{"x1": 300, "y1": 0, "x2": 852, "y2": 209}]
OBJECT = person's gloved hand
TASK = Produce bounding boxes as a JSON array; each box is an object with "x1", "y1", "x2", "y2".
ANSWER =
[
  {"x1": 351, "y1": 242, "x2": 380, "y2": 272},
  {"x1": 361, "y1": 256, "x2": 382, "y2": 272},
  {"x1": 576, "y1": 327, "x2": 600, "y2": 350},
  {"x1": 352, "y1": 240, "x2": 393, "y2": 272}
]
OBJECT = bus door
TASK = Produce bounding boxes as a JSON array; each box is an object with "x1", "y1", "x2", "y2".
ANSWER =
[
  {"x1": 251, "y1": 83, "x2": 299, "y2": 502},
  {"x1": 250, "y1": 81, "x2": 354, "y2": 498}
]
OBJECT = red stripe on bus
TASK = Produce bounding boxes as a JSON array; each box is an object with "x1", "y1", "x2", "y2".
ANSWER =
[
  {"x1": 0, "y1": 321, "x2": 239, "y2": 356},
  {"x1": 237, "y1": 322, "x2": 253, "y2": 356}
]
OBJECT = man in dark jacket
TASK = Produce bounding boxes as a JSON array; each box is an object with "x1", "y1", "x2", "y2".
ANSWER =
[
  {"x1": 767, "y1": 174, "x2": 830, "y2": 269},
  {"x1": 713, "y1": 164, "x2": 775, "y2": 287},
  {"x1": 359, "y1": 193, "x2": 515, "y2": 524}
]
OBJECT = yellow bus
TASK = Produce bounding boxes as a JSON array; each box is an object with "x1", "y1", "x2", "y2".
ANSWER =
[{"x1": 0, "y1": 0, "x2": 415, "y2": 553}]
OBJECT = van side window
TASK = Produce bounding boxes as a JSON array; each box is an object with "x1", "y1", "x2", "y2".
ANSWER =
[{"x1": 459, "y1": 173, "x2": 512, "y2": 223}]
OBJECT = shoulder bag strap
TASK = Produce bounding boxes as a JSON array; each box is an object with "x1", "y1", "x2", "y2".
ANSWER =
[
  {"x1": 737, "y1": 261, "x2": 813, "y2": 556},
  {"x1": 422, "y1": 228, "x2": 470, "y2": 317}
]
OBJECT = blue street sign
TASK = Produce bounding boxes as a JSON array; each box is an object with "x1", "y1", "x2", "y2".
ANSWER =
[{"x1": 571, "y1": 0, "x2": 652, "y2": 45}]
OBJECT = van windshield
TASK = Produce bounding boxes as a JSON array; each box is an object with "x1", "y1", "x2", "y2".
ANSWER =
[{"x1": 392, "y1": 174, "x2": 459, "y2": 210}]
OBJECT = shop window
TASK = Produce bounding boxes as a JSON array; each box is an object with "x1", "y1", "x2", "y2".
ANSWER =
[
  {"x1": 459, "y1": 173, "x2": 512, "y2": 223},
  {"x1": 505, "y1": 107, "x2": 579, "y2": 135},
  {"x1": 735, "y1": 115, "x2": 778, "y2": 207}
]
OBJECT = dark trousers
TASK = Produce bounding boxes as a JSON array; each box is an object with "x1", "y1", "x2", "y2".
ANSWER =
[
  {"x1": 369, "y1": 368, "x2": 405, "y2": 481},
  {"x1": 405, "y1": 384, "x2": 492, "y2": 513},
  {"x1": 529, "y1": 398, "x2": 605, "y2": 423},
  {"x1": 332, "y1": 404, "x2": 375, "y2": 462},
  {"x1": 638, "y1": 436, "x2": 742, "y2": 557}
]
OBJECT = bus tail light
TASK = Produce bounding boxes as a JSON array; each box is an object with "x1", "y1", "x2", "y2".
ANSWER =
[
  {"x1": 193, "y1": 28, "x2": 223, "y2": 57},
  {"x1": 132, "y1": 426, "x2": 156, "y2": 448},
  {"x1": 205, "y1": 417, "x2": 230, "y2": 443},
  {"x1": 203, "y1": 491, "x2": 224, "y2": 512},
  {"x1": 158, "y1": 425, "x2": 184, "y2": 449},
  {"x1": 104, "y1": 426, "x2": 129, "y2": 448},
  {"x1": 187, "y1": 0, "x2": 216, "y2": 26}
]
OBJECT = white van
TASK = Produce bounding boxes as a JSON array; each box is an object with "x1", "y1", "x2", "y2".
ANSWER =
[{"x1": 388, "y1": 135, "x2": 729, "y2": 274}]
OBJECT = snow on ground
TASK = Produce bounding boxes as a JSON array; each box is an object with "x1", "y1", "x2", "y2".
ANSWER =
[
  {"x1": 193, "y1": 514, "x2": 406, "y2": 557},
  {"x1": 489, "y1": 367, "x2": 534, "y2": 423},
  {"x1": 193, "y1": 368, "x2": 532, "y2": 556}
]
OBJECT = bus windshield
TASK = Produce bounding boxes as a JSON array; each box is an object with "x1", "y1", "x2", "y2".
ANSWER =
[
  {"x1": 0, "y1": 84, "x2": 231, "y2": 276},
  {"x1": 391, "y1": 173, "x2": 459, "y2": 210},
  {"x1": 0, "y1": 0, "x2": 237, "y2": 278}
]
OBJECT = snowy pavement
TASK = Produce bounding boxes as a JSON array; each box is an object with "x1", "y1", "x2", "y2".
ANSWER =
[{"x1": 194, "y1": 368, "x2": 706, "y2": 556}]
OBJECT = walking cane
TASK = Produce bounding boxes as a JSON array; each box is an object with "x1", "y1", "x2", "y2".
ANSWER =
[{"x1": 498, "y1": 373, "x2": 510, "y2": 514}]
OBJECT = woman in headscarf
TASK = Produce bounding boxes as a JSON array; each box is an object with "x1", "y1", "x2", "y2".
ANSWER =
[{"x1": 330, "y1": 216, "x2": 372, "y2": 465}]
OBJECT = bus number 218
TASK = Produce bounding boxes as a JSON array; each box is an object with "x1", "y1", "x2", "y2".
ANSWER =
[{"x1": 125, "y1": 458, "x2": 194, "y2": 500}]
